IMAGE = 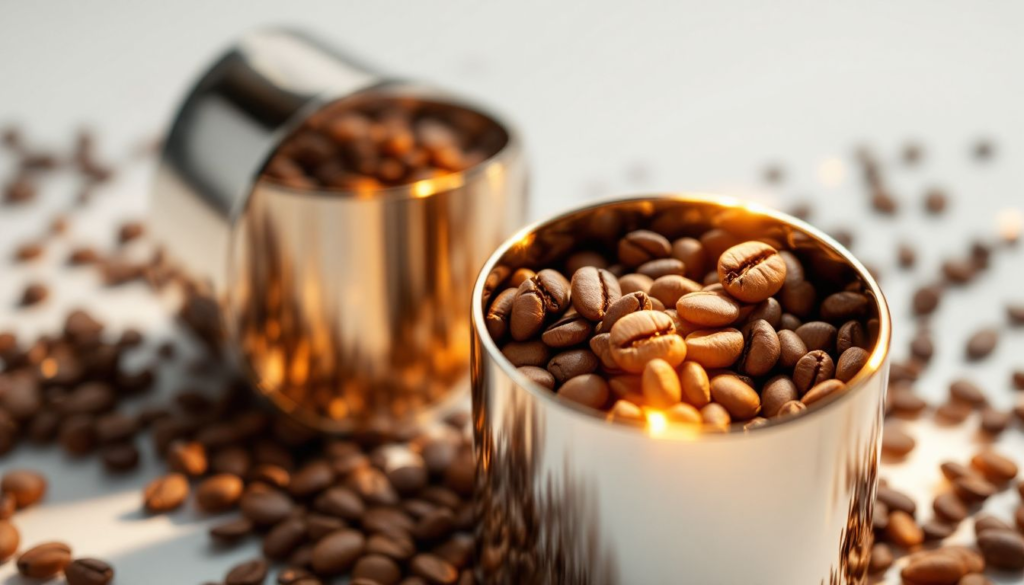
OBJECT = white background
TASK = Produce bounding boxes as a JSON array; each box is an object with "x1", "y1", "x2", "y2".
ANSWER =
[{"x1": 1, "y1": 1, "x2": 1024, "y2": 583}]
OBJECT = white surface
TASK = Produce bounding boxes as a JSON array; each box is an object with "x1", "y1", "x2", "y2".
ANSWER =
[{"x1": 1, "y1": 1, "x2": 1023, "y2": 583}]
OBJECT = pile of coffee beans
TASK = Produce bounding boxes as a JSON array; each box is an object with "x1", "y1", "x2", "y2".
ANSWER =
[
  {"x1": 261, "y1": 96, "x2": 508, "y2": 191},
  {"x1": 484, "y1": 226, "x2": 879, "y2": 430}
]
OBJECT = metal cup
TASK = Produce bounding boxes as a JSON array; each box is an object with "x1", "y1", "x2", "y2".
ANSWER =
[
  {"x1": 152, "y1": 28, "x2": 526, "y2": 433},
  {"x1": 471, "y1": 194, "x2": 890, "y2": 584}
]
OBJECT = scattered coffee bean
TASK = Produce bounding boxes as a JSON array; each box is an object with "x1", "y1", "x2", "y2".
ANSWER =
[
  {"x1": 1, "y1": 469, "x2": 47, "y2": 508},
  {"x1": 19, "y1": 282, "x2": 49, "y2": 306},
  {"x1": 225, "y1": 558, "x2": 268, "y2": 585},
  {"x1": 143, "y1": 473, "x2": 189, "y2": 513},
  {"x1": 65, "y1": 557, "x2": 115, "y2": 585},
  {"x1": 887, "y1": 509, "x2": 924, "y2": 548},
  {"x1": 0, "y1": 520, "x2": 19, "y2": 563},
  {"x1": 16, "y1": 541, "x2": 72, "y2": 579},
  {"x1": 965, "y1": 328, "x2": 999, "y2": 360},
  {"x1": 881, "y1": 423, "x2": 916, "y2": 458},
  {"x1": 977, "y1": 529, "x2": 1024, "y2": 570},
  {"x1": 970, "y1": 450, "x2": 1018, "y2": 483}
]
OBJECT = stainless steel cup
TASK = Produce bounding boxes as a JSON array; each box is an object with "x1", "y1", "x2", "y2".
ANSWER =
[
  {"x1": 471, "y1": 194, "x2": 890, "y2": 585},
  {"x1": 152, "y1": 28, "x2": 526, "y2": 433}
]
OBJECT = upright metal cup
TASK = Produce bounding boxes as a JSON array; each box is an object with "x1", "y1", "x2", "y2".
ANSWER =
[
  {"x1": 471, "y1": 194, "x2": 890, "y2": 585},
  {"x1": 152, "y1": 29, "x2": 526, "y2": 433}
]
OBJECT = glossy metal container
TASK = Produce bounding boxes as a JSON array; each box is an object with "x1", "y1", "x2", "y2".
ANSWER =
[
  {"x1": 471, "y1": 194, "x2": 890, "y2": 585},
  {"x1": 152, "y1": 29, "x2": 526, "y2": 433}
]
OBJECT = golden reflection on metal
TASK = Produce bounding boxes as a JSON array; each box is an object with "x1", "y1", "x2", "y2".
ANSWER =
[
  {"x1": 229, "y1": 95, "x2": 527, "y2": 434},
  {"x1": 471, "y1": 194, "x2": 890, "y2": 584}
]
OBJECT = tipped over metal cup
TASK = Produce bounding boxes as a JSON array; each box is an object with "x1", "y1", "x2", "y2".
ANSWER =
[
  {"x1": 152, "y1": 29, "x2": 526, "y2": 433},
  {"x1": 470, "y1": 194, "x2": 890, "y2": 584}
]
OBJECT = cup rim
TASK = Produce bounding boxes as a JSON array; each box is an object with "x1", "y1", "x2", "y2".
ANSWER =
[{"x1": 471, "y1": 192, "x2": 892, "y2": 440}]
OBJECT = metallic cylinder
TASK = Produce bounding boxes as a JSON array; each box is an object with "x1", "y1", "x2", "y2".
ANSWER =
[
  {"x1": 471, "y1": 194, "x2": 890, "y2": 585},
  {"x1": 152, "y1": 29, "x2": 527, "y2": 433}
]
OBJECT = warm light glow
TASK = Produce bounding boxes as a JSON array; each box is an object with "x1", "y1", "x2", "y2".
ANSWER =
[
  {"x1": 412, "y1": 180, "x2": 437, "y2": 198},
  {"x1": 997, "y1": 208, "x2": 1023, "y2": 243},
  {"x1": 646, "y1": 410, "x2": 667, "y2": 436},
  {"x1": 40, "y1": 358, "x2": 57, "y2": 378},
  {"x1": 817, "y1": 157, "x2": 846, "y2": 188}
]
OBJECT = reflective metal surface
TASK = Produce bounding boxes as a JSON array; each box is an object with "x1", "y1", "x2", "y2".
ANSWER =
[
  {"x1": 152, "y1": 29, "x2": 527, "y2": 433},
  {"x1": 471, "y1": 195, "x2": 890, "y2": 585}
]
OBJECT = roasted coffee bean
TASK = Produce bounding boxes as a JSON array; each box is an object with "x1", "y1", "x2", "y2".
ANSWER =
[
  {"x1": 977, "y1": 529, "x2": 1024, "y2": 570},
  {"x1": 313, "y1": 487, "x2": 364, "y2": 521},
  {"x1": 411, "y1": 553, "x2": 459, "y2": 584},
  {"x1": 196, "y1": 474, "x2": 244, "y2": 513},
  {"x1": 709, "y1": 375, "x2": 760, "y2": 419},
  {"x1": 570, "y1": 267, "x2": 621, "y2": 321},
  {"x1": 516, "y1": 366, "x2": 555, "y2": 390},
  {"x1": 264, "y1": 517, "x2": 308, "y2": 560},
  {"x1": 953, "y1": 475, "x2": 997, "y2": 503},
  {"x1": 801, "y1": 379, "x2": 845, "y2": 406},
  {"x1": 876, "y1": 485, "x2": 916, "y2": 517},
  {"x1": 565, "y1": 250, "x2": 608, "y2": 274},
  {"x1": 943, "y1": 258, "x2": 976, "y2": 284},
  {"x1": 65, "y1": 558, "x2": 115, "y2": 585},
  {"x1": 16, "y1": 542, "x2": 71, "y2": 579},
  {"x1": 241, "y1": 488, "x2": 295, "y2": 526},
  {"x1": 936, "y1": 401, "x2": 972, "y2": 424},
  {"x1": 793, "y1": 350, "x2": 834, "y2": 395},
  {"x1": 671, "y1": 237, "x2": 706, "y2": 279},
  {"x1": 20, "y1": 282, "x2": 49, "y2": 306},
  {"x1": 836, "y1": 347, "x2": 869, "y2": 382},
  {"x1": 225, "y1": 558, "x2": 269, "y2": 585},
  {"x1": 607, "y1": 399, "x2": 645, "y2": 423},
  {"x1": 881, "y1": 423, "x2": 915, "y2": 458},
  {"x1": 684, "y1": 328, "x2": 743, "y2": 368},
  {"x1": 820, "y1": 291, "x2": 869, "y2": 322},
  {"x1": 557, "y1": 374, "x2": 609, "y2": 409},
  {"x1": 311, "y1": 529, "x2": 365, "y2": 576},
  {"x1": 949, "y1": 380, "x2": 986, "y2": 406},
  {"x1": 608, "y1": 311, "x2": 686, "y2": 372},
  {"x1": 933, "y1": 492, "x2": 968, "y2": 523},
  {"x1": 143, "y1": 473, "x2": 189, "y2": 513},
  {"x1": 717, "y1": 241, "x2": 787, "y2": 303},
  {"x1": 290, "y1": 461, "x2": 335, "y2": 499},
  {"x1": 887, "y1": 510, "x2": 924, "y2": 548},
  {"x1": 209, "y1": 517, "x2": 254, "y2": 543},
  {"x1": 618, "y1": 230, "x2": 671, "y2": 267},
  {"x1": 777, "y1": 329, "x2": 807, "y2": 368},
  {"x1": 900, "y1": 549, "x2": 968, "y2": 583},
  {"x1": 484, "y1": 288, "x2": 516, "y2": 341},
  {"x1": 1, "y1": 469, "x2": 47, "y2": 508},
  {"x1": 641, "y1": 359, "x2": 681, "y2": 408},
  {"x1": 965, "y1": 328, "x2": 998, "y2": 360},
  {"x1": 678, "y1": 361, "x2": 711, "y2": 407},
  {"x1": 648, "y1": 275, "x2": 701, "y2": 308},
  {"x1": 921, "y1": 519, "x2": 955, "y2": 541},
  {"x1": 975, "y1": 514, "x2": 1012, "y2": 536},
  {"x1": 700, "y1": 402, "x2": 731, "y2": 431},
  {"x1": 637, "y1": 258, "x2": 686, "y2": 280},
  {"x1": 168, "y1": 440, "x2": 208, "y2": 477},
  {"x1": 500, "y1": 340, "x2": 550, "y2": 367},
  {"x1": 541, "y1": 311, "x2": 593, "y2": 348},
  {"x1": 367, "y1": 533, "x2": 416, "y2": 562},
  {"x1": 0, "y1": 520, "x2": 19, "y2": 563},
  {"x1": 675, "y1": 291, "x2": 740, "y2": 327},
  {"x1": 738, "y1": 319, "x2": 779, "y2": 376},
  {"x1": 664, "y1": 402, "x2": 702, "y2": 424},
  {"x1": 889, "y1": 385, "x2": 927, "y2": 417},
  {"x1": 909, "y1": 331, "x2": 934, "y2": 361},
  {"x1": 970, "y1": 450, "x2": 1018, "y2": 483},
  {"x1": 979, "y1": 407, "x2": 1010, "y2": 435},
  {"x1": 868, "y1": 542, "x2": 893, "y2": 574},
  {"x1": 598, "y1": 291, "x2": 653, "y2": 332},
  {"x1": 509, "y1": 270, "x2": 570, "y2": 341},
  {"x1": 547, "y1": 349, "x2": 599, "y2": 384},
  {"x1": 795, "y1": 321, "x2": 836, "y2": 353},
  {"x1": 760, "y1": 376, "x2": 798, "y2": 418},
  {"x1": 913, "y1": 285, "x2": 942, "y2": 315},
  {"x1": 352, "y1": 554, "x2": 402, "y2": 585}
]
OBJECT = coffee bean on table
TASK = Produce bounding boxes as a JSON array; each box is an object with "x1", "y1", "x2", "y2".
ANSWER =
[
  {"x1": 65, "y1": 558, "x2": 115, "y2": 585},
  {"x1": 209, "y1": 517, "x2": 254, "y2": 543},
  {"x1": 881, "y1": 423, "x2": 915, "y2": 458},
  {"x1": 717, "y1": 241, "x2": 787, "y2": 303},
  {"x1": 886, "y1": 510, "x2": 924, "y2": 548},
  {"x1": 953, "y1": 475, "x2": 997, "y2": 503},
  {"x1": 912, "y1": 285, "x2": 942, "y2": 315},
  {"x1": 19, "y1": 282, "x2": 49, "y2": 306},
  {"x1": 16, "y1": 541, "x2": 72, "y2": 579},
  {"x1": 143, "y1": 473, "x2": 189, "y2": 513},
  {"x1": 0, "y1": 520, "x2": 19, "y2": 563},
  {"x1": 168, "y1": 440, "x2": 208, "y2": 477},
  {"x1": 949, "y1": 379, "x2": 986, "y2": 406},
  {"x1": 970, "y1": 450, "x2": 1018, "y2": 483},
  {"x1": 933, "y1": 492, "x2": 968, "y2": 523},
  {"x1": 196, "y1": 474, "x2": 244, "y2": 513},
  {"x1": 311, "y1": 529, "x2": 365, "y2": 576},
  {"x1": 1, "y1": 469, "x2": 47, "y2": 508},
  {"x1": 900, "y1": 549, "x2": 968, "y2": 583},
  {"x1": 352, "y1": 554, "x2": 402, "y2": 585},
  {"x1": 965, "y1": 328, "x2": 998, "y2": 360},
  {"x1": 225, "y1": 558, "x2": 269, "y2": 585},
  {"x1": 977, "y1": 529, "x2": 1024, "y2": 570},
  {"x1": 868, "y1": 542, "x2": 893, "y2": 574},
  {"x1": 411, "y1": 553, "x2": 459, "y2": 584}
]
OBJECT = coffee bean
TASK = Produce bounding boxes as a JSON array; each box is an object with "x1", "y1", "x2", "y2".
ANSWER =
[
  {"x1": 637, "y1": 258, "x2": 686, "y2": 280},
  {"x1": 875, "y1": 485, "x2": 916, "y2": 516},
  {"x1": 675, "y1": 291, "x2": 740, "y2": 327},
  {"x1": 1, "y1": 469, "x2": 47, "y2": 508},
  {"x1": 598, "y1": 291, "x2": 653, "y2": 333},
  {"x1": 975, "y1": 513, "x2": 1012, "y2": 536},
  {"x1": 314, "y1": 486, "x2": 364, "y2": 521},
  {"x1": 226, "y1": 558, "x2": 268, "y2": 585},
  {"x1": 516, "y1": 366, "x2": 555, "y2": 390},
  {"x1": 311, "y1": 529, "x2": 365, "y2": 576},
  {"x1": 65, "y1": 558, "x2": 115, "y2": 585},
  {"x1": 881, "y1": 423, "x2": 915, "y2": 458},
  {"x1": 933, "y1": 492, "x2": 968, "y2": 523},
  {"x1": 570, "y1": 267, "x2": 621, "y2": 321},
  {"x1": 509, "y1": 270, "x2": 570, "y2": 341},
  {"x1": 900, "y1": 549, "x2": 967, "y2": 583},
  {"x1": 793, "y1": 350, "x2": 835, "y2": 395},
  {"x1": 1013, "y1": 370, "x2": 1024, "y2": 389},
  {"x1": 921, "y1": 519, "x2": 955, "y2": 541},
  {"x1": 500, "y1": 340, "x2": 550, "y2": 367},
  {"x1": 836, "y1": 347, "x2": 869, "y2": 382},
  {"x1": 909, "y1": 331, "x2": 934, "y2": 362},
  {"x1": 795, "y1": 321, "x2": 836, "y2": 353},
  {"x1": 887, "y1": 510, "x2": 924, "y2": 548},
  {"x1": 684, "y1": 328, "x2": 743, "y2": 368},
  {"x1": 209, "y1": 516, "x2": 254, "y2": 545},
  {"x1": 777, "y1": 329, "x2": 807, "y2": 368},
  {"x1": 868, "y1": 542, "x2": 893, "y2": 574},
  {"x1": 970, "y1": 450, "x2": 1018, "y2": 483},
  {"x1": 168, "y1": 440, "x2": 208, "y2": 477},
  {"x1": 671, "y1": 237, "x2": 706, "y2": 279},
  {"x1": 664, "y1": 402, "x2": 702, "y2": 424},
  {"x1": 241, "y1": 488, "x2": 294, "y2": 525},
  {"x1": 20, "y1": 282, "x2": 49, "y2": 306},
  {"x1": 290, "y1": 461, "x2": 335, "y2": 499},
  {"x1": 547, "y1": 349, "x2": 599, "y2": 384},
  {"x1": 607, "y1": 399, "x2": 645, "y2": 423},
  {"x1": 738, "y1": 319, "x2": 779, "y2": 376},
  {"x1": 264, "y1": 517, "x2": 308, "y2": 560},
  {"x1": 913, "y1": 285, "x2": 942, "y2": 315},
  {"x1": 484, "y1": 288, "x2": 516, "y2": 341},
  {"x1": 953, "y1": 475, "x2": 997, "y2": 503},
  {"x1": 196, "y1": 474, "x2": 244, "y2": 513},
  {"x1": 717, "y1": 241, "x2": 787, "y2": 303},
  {"x1": 608, "y1": 311, "x2": 686, "y2": 372},
  {"x1": 1008, "y1": 303, "x2": 1024, "y2": 325},
  {"x1": 709, "y1": 375, "x2": 760, "y2": 420},
  {"x1": 641, "y1": 359, "x2": 682, "y2": 408},
  {"x1": 979, "y1": 407, "x2": 1010, "y2": 435},
  {"x1": 965, "y1": 328, "x2": 998, "y2": 360},
  {"x1": 820, "y1": 291, "x2": 869, "y2": 322},
  {"x1": 648, "y1": 275, "x2": 701, "y2": 307},
  {"x1": 618, "y1": 230, "x2": 671, "y2": 267},
  {"x1": 540, "y1": 311, "x2": 593, "y2": 348},
  {"x1": 558, "y1": 374, "x2": 609, "y2": 409},
  {"x1": 949, "y1": 380, "x2": 986, "y2": 406},
  {"x1": 801, "y1": 379, "x2": 845, "y2": 406},
  {"x1": 17, "y1": 541, "x2": 72, "y2": 579},
  {"x1": 143, "y1": 473, "x2": 189, "y2": 513},
  {"x1": 677, "y1": 361, "x2": 711, "y2": 407},
  {"x1": 411, "y1": 553, "x2": 459, "y2": 584},
  {"x1": 889, "y1": 385, "x2": 927, "y2": 417},
  {"x1": 0, "y1": 520, "x2": 19, "y2": 563},
  {"x1": 977, "y1": 529, "x2": 1024, "y2": 570},
  {"x1": 565, "y1": 251, "x2": 608, "y2": 274},
  {"x1": 352, "y1": 554, "x2": 402, "y2": 585}
]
